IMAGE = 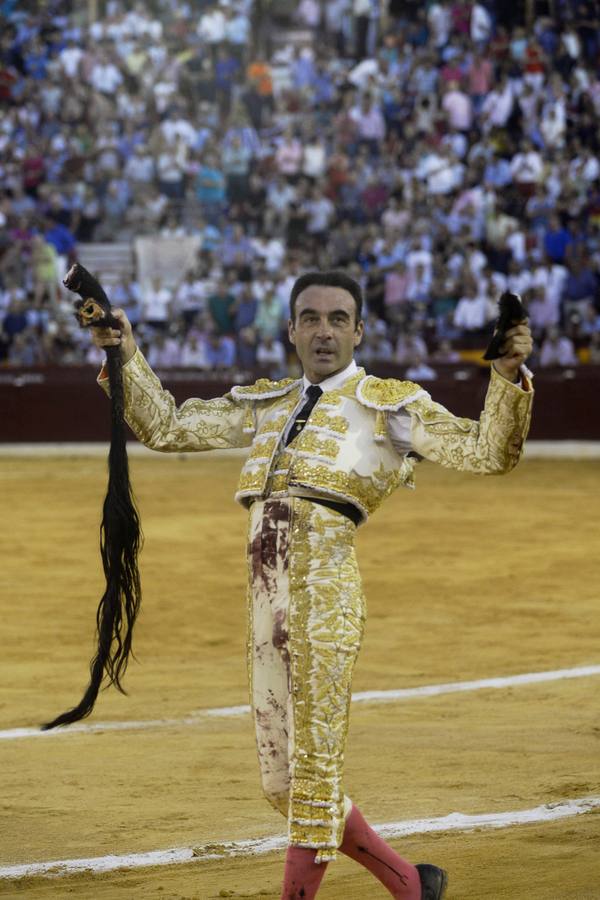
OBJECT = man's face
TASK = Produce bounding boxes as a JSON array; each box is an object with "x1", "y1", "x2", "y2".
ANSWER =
[{"x1": 288, "y1": 286, "x2": 363, "y2": 384}]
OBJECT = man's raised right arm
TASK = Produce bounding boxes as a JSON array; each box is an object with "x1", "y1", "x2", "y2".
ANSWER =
[{"x1": 93, "y1": 310, "x2": 252, "y2": 453}]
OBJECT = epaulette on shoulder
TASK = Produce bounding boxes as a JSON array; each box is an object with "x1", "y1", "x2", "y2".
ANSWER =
[
  {"x1": 230, "y1": 377, "x2": 302, "y2": 402},
  {"x1": 356, "y1": 375, "x2": 428, "y2": 411}
]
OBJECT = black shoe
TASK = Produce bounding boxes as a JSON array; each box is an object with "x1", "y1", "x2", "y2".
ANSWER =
[{"x1": 416, "y1": 863, "x2": 448, "y2": 900}]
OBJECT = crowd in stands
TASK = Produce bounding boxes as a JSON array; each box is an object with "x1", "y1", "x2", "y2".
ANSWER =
[{"x1": 1, "y1": 0, "x2": 600, "y2": 378}]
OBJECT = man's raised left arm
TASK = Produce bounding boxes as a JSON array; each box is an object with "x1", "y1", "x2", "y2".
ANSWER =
[{"x1": 403, "y1": 321, "x2": 534, "y2": 475}]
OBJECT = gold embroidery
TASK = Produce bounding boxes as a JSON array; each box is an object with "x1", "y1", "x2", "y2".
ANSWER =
[
  {"x1": 294, "y1": 432, "x2": 340, "y2": 461},
  {"x1": 289, "y1": 459, "x2": 402, "y2": 517},
  {"x1": 358, "y1": 374, "x2": 423, "y2": 410},
  {"x1": 309, "y1": 410, "x2": 349, "y2": 434},
  {"x1": 238, "y1": 467, "x2": 269, "y2": 494},
  {"x1": 119, "y1": 350, "x2": 251, "y2": 451},
  {"x1": 247, "y1": 435, "x2": 279, "y2": 463},
  {"x1": 257, "y1": 413, "x2": 290, "y2": 436},
  {"x1": 232, "y1": 377, "x2": 300, "y2": 399},
  {"x1": 407, "y1": 367, "x2": 533, "y2": 474},
  {"x1": 287, "y1": 500, "x2": 364, "y2": 861},
  {"x1": 329, "y1": 370, "x2": 366, "y2": 400}
]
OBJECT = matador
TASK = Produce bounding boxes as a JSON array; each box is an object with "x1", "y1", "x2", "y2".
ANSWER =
[{"x1": 93, "y1": 269, "x2": 534, "y2": 900}]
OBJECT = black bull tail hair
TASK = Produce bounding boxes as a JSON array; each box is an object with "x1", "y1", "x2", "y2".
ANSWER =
[{"x1": 42, "y1": 265, "x2": 142, "y2": 730}]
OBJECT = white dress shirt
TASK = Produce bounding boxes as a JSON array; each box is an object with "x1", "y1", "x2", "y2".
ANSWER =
[{"x1": 282, "y1": 360, "x2": 414, "y2": 457}]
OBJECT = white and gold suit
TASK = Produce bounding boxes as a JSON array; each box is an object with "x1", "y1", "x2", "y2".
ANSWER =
[{"x1": 100, "y1": 353, "x2": 533, "y2": 862}]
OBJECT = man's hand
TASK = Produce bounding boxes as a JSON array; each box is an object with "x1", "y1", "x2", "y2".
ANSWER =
[
  {"x1": 90, "y1": 308, "x2": 137, "y2": 365},
  {"x1": 493, "y1": 319, "x2": 533, "y2": 383}
]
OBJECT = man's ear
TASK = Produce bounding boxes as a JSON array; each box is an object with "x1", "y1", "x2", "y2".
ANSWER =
[
  {"x1": 354, "y1": 319, "x2": 364, "y2": 347},
  {"x1": 288, "y1": 317, "x2": 296, "y2": 345}
]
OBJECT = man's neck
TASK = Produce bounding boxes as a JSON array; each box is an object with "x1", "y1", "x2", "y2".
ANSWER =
[{"x1": 303, "y1": 359, "x2": 358, "y2": 392}]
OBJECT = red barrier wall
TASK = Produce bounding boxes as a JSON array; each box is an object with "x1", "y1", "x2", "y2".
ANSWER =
[{"x1": 0, "y1": 364, "x2": 596, "y2": 442}]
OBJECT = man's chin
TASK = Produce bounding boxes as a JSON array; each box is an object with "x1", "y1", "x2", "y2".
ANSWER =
[{"x1": 312, "y1": 354, "x2": 339, "y2": 372}]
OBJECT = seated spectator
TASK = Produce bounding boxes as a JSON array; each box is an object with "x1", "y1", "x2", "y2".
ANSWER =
[
  {"x1": 349, "y1": 93, "x2": 386, "y2": 156},
  {"x1": 234, "y1": 284, "x2": 258, "y2": 332},
  {"x1": 205, "y1": 332, "x2": 236, "y2": 370},
  {"x1": 453, "y1": 285, "x2": 494, "y2": 332},
  {"x1": 304, "y1": 186, "x2": 336, "y2": 242},
  {"x1": 2, "y1": 299, "x2": 29, "y2": 347},
  {"x1": 180, "y1": 333, "x2": 209, "y2": 368},
  {"x1": 237, "y1": 326, "x2": 258, "y2": 369},
  {"x1": 432, "y1": 339, "x2": 460, "y2": 363},
  {"x1": 510, "y1": 140, "x2": 544, "y2": 197},
  {"x1": 31, "y1": 235, "x2": 59, "y2": 307},
  {"x1": 255, "y1": 289, "x2": 285, "y2": 340},
  {"x1": 539, "y1": 327, "x2": 578, "y2": 366},
  {"x1": 195, "y1": 153, "x2": 226, "y2": 225},
  {"x1": 357, "y1": 331, "x2": 394, "y2": 367},
  {"x1": 256, "y1": 334, "x2": 287, "y2": 379},
  {"x1": 395, "y1": 328, "x2": 428, "y2": 365},
  {"x1": 275, "y1": 127, "x2": 303, "y2": 178},
  {"x1": 405, "y1": 353, "x2": 437, "y2": 382},
  {"x1": 140, "y1": 276, "x2": 173, "y2": 329},
  {"x1": 441, "y1": 80, "x2": 473, "y2": 133},
  {"x1": 562, "y1": 258, "x2": 598, "y2": 318},
  {"x1": 173, "y1": 271, "x2": 208, "y2": 325},
  {"x1": 543, "y1": 215, "x2": 573, "y2": 264},
  {"x1": 7, "y1": 329, "x2": 41, "y2": 366},
  {"x1": 208, "y1": 280, "x2": 237, "y2": 335},
  {"x1": 578, "y1": 302, "x2": 600, "y2": 337},
  {"x1": 146, "y1": 331, "x2": 181, "y2": 368}
]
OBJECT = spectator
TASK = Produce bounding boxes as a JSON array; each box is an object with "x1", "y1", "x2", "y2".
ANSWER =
[
  {"x1": 543, "y1": 215, "x2": 573, "y2": 264},
  {"x1": 256, "y1": 334, "x2": 287, "y2": 379},
  {"x1": 208, "y1": 280, "x2": 237, "y2": 335},
  {"x1": 195, "y1": 153, "x2": 226, "y2": 225},
  {"x1": 180, "y1": 333, "x2": 209, "y2": 369},
  {"x1": 146, "y1": 331, "x2": 181, "y2": 368},
  {"x1": 453, "y1": 285, "x2": 495, "y2": 332},
  {"x1": 539, "y1": 326, "x2": 578, "y2": 366},
  {"x1": 141, "y1": 276, "x2": 173, "y2": 329},
  {"x1": 205, "y1": 332, "x2": 236, "y2": 370},
  {"x1": 405, "y1": 353, "x2": 438, "y2": 381}
]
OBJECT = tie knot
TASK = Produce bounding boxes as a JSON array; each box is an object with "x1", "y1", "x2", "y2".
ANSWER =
[{"x1": 306, "y1": 385, "x2": 323, "y2": 401}]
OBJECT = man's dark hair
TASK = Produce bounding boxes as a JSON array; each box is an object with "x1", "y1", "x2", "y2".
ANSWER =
[{"x1": 289, "y1": 270, "x2": 363, "y2": 326}]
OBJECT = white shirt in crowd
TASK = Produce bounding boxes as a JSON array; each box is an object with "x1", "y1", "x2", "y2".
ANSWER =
[
  {"x1": 481, "y1": 84, "x2": 514, "y2": 130},
  {"x1": 89, "y1": 62, "x2": 123, "y2": 94},
  {"x1": 510, "y1": 150, "x2": 544, "y2": 184},
  {"x1": 142, "y1": 284, "x2": 172, "y2": 322},
  {"x1": 197, "y1": 9, "x2": 226, "y2": 44},
  {"x1": 453, "y1": 294, "x2": 495, "y2": 330},
  {"x1": 59, "y1": 46, "x2": 83, "y2": 78}
]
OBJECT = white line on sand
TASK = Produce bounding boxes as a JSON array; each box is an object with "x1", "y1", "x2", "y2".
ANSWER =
[
  {"x1": 1, "y1": 796, "x2": 599, "y2": 880},
  {"x1": 2, "y1": 665, "x2": 600, "y2": 742}
]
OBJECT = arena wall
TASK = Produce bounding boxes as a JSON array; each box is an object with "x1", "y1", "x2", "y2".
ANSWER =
[{"x1": 1, "y1": 365, "x2": 597, "y2": 442}]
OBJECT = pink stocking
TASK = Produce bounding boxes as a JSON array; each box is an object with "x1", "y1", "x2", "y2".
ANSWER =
[
  {"x1": 339, "y1": 804, "x2": 421, "y2": 899},
  {"x1": 280, "y1": 846, "x2": 328, "y2": 900}
]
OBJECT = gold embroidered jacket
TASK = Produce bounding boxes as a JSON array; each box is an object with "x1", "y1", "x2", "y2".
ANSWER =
[{"x1": 99, "y1": 350, "x2": 533, "y2": 524}]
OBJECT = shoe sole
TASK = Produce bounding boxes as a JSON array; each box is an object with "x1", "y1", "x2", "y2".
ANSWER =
[{"x1": 438, "y1": 869, "x2": 449, "y2": 899}]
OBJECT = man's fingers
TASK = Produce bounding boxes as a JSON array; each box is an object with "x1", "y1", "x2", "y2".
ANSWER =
[
  {"x1": 91, "y1": 326, "x2": 122, "y2": 348},
  {"x1": 504, "y1": 324, "x2": 531, "y2": 338}
]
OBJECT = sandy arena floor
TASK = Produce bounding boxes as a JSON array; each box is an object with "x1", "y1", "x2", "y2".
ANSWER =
[{"x1": 0, "y1": 455, "x2": 599, "y2": 899}]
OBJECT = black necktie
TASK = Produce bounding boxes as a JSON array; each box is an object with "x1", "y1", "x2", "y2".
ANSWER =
[{"x1": 285, "y1": 384, "x2": 322, "y2": 446}]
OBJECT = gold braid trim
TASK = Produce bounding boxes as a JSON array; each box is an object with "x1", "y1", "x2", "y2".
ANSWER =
[
  {"x1": 356, "y1": 375, "x2": 427, "y2": 411},
  {"x1": 407, "y1": 366, "x2": 533, "y2": 474}
]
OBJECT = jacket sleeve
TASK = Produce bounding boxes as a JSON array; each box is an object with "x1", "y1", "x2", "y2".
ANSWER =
[
  {"x1": 98, "y1": 349, "x2": 253, "y2": 452},
  {"x1": 405, "y1": 366, "x2": 533, "y2": 474}
]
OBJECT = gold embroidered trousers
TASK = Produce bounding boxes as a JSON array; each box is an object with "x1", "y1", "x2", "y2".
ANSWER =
[{"x1": 247, "y1": 498, "x2": 366, "y2": 862}]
